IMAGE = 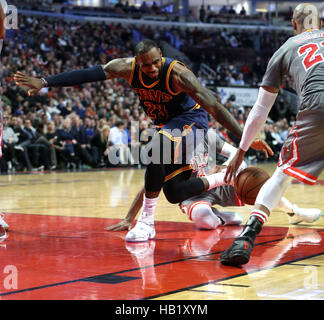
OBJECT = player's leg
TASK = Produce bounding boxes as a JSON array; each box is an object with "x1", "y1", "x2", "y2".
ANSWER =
[
  {"x1": 126, "y1": 132, "x2": 180, "y2": 242},
  {"x1": 221, "y1": 166, "x2": 292, "y2": 266},
  {"x1": 180, "y1": 187, "x2": 243, "y2": 230},
  {"x1": 180, "y1": 196, "x2": 223, "y2": 230},
  {"x1": 191, "y1": 206, "x2": 243, "y2": 229},
  {"x1": 163, "y1": 167, "x2": 206, "y2": 204},
  {"x1": 125, "y1": 170, "x2": 162, "y2": 241}
]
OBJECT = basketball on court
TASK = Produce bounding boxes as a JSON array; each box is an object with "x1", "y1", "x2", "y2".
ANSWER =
[{"x1": 234, "y1": 167, "x2": 270, "y2": 205}]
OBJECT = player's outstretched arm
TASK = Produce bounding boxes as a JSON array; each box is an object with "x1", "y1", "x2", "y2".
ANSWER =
[
  {"x1": 13, "y1": 57, "x2": 133, "y2": 95},
  {"x1": 105, "y1": 186, "x2": 144, "y2": 231}
]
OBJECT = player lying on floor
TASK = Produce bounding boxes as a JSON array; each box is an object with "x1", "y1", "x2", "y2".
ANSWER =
[{"x1": 106, "y1": 131, "x2": 322, "y2": 241}]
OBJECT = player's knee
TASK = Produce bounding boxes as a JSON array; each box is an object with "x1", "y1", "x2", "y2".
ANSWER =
[
  {"x1": 163, "y1": 184, "x2": 182, "y2": 204},
  {"x1": 191, "y1": 203, "x2": 221, "y2": 230}
]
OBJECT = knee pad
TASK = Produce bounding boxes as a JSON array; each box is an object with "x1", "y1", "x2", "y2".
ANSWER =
[{"x1": 163, "y1": 183, "x2": 181, "y2": 204}]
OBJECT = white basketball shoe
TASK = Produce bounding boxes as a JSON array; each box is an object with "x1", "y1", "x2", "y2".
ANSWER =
[
  {"x1": 0, "y1": 214, "x2": 9, "y2": 231},
  {"x1": 212, "y1": 208, "x2": 244, "y2": 226},
  {"x1": 290, "y1": 204, "x2": 322, "y2": 225},
  {"x1": 125, "y1": 221, "x2": 156, "y2": 242},
  {"x1": 0, "y1": 214, "x2": 8, "y2": 241}
]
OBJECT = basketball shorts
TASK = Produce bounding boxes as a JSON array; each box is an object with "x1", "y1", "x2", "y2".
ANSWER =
[
  {"x1": 158, "y1": 106, "x2": 209, "y2": 165},
  {"x1": 141, "y1": 106, "x2": 209, "y2": 181},
  {"x1": 278, "y1": 104, "x2": 324, "y2": 185},
  {"x1": 179, "y1": 185, "x2": 244, "y2": 221}
]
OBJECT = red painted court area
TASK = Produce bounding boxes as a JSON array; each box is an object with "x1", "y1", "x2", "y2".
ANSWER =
[{"x1": 0, "y1": 213, "x2": 324, "y2": 300}]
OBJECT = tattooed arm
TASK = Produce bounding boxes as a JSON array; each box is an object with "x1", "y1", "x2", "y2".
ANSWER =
[
  {"x1": 101, "y1": 57, "x2": 133, "y2": 81},
  {"x1": 171, "y1": 62, "x2": 272, "y2": 161},
  {"x1": 171, "y1": 62, "x2": 243, "y2": 139}
]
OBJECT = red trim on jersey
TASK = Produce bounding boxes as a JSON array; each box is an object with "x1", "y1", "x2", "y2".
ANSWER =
[
  {"x1": 278, "y1": 123, "x2": 300, "y2": 168},
  {"x1": 283, "y1": 167, "x2": 317, "y2": 185}
]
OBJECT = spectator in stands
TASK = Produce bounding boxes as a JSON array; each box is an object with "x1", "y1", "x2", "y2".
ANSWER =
[
  {"x1": 91, "y1": 125, "x2": 112, "y2": 167},
  {"x1": 235, "y1": 73, "x2": 245, "y2": 86},
  {"x1": 11, "y1": 117, "x2": 34, "y2": 171},
  {"x1": 199, "y1": 5, "x2": 206, "y2": 22},
  {"x1": 240, "y1": 6, "x2": 247, "y2": 15},
  {"x1": 32, "y1": 118, "x2": 57, "y2": 169},
  {"x1": 152, "y1": 2, "x2": 160, "y2": 15},
  {"x1": 252, "y1": 56, "x2": 266, "y2": 82},
  {"x1": 2, "y1": 115, "x2": 19, "y2": 171},
  {"x1": 109, "y1": 120, "x2": 134, "y2": 166},
  {"x1": 219, "y1": 5, "x2": 228, "y2": 15},
  {"x1": 71, "y1": 115, "x2": 97, "y2": 168},
  {"x1": 23, "y1": 118, "x2": 51, "y2": 170},
  {"x1": 139, "y1": 1, "x2": 150, "y2": 14},
  {"x1": 56, "y1": 117, "x2": 77, "y2": 169},
  {"x1": 228, "y1": 5, "x2": 236, "y2": 15},
  {"x1": 46, "y1": 120, "x2": 66, "y2": 169}
]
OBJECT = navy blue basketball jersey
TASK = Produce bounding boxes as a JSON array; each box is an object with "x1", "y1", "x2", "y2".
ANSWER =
[{"x1": 128, "y1": 57, "x2": 198, "y2": 125}]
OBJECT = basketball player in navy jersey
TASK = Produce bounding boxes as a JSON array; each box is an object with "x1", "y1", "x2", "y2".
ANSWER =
[
  {"x1": 14, "y1": 39, "x2": 272, "y2": 241},
  {"x1": 221, "y1": 3, "x2": 324, "y2": 266},
  {"x1": 0, "y1": 1, "x2": 9, "y2": 240}
]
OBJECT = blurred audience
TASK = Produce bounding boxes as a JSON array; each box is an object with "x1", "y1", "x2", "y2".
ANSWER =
[{"x1": 0, "y1": 13, "x2": 296, "y2": 172}]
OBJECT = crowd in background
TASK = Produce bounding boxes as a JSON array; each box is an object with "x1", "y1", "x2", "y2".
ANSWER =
[{"x1": 0, "y1": 13, "x2": 296, "y2": 172}]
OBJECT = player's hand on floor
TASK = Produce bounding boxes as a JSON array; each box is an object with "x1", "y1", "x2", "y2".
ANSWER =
[
  {"x1": 105, "y1": 219, "x2": 133, "y2": 232},
  {"x1": 250, "y1": 139, "x2": 274, "y2": 159},
  {"x1": 13, "y1": 71, "x2": 44, "y2": 96}
]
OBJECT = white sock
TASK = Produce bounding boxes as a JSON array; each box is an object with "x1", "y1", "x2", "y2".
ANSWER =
[
  {"x1": 191, "y1": 203, "x2": 222, "y2": 229},
  {"x1": 138, "y1": 195, "x2": 158, "y2": 225},
  {"x1": 255, "y1": 167, "x2": 292, "y2": 212}
]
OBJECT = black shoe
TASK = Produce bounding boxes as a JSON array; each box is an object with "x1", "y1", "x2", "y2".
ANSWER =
[{"x1": 220, "y1": 236, "x2": 254, "y2": 266}]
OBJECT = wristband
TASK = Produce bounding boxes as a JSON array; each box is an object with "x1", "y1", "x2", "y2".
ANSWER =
[{"x1": 41, "y1": 78, "x2": 48, "y2": 87}]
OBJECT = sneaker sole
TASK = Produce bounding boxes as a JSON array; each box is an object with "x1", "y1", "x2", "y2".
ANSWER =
[
  {"x1": 125, "y1": 238, "x2": 155, "y2": 243},
  {"x1": 125, "y1": 232, "x2": 156, "y2": 243},
  {"x1": 312, "y1": 210, "x2": 322, "y2": 223},
  {"x1": 290, "y1": 210, "x2": 322, "y2": 225},
  {"x1": 220, "y1": 251, "x2": 250, "y2": 266}
]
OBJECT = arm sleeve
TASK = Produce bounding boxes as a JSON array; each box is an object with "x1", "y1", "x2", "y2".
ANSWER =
[
  {"x1": 239, "y1": 87, "x2": 278, "y2": 151},
  {"x1": 45, "y1": 65, "x2": 107, "y2": 87}
]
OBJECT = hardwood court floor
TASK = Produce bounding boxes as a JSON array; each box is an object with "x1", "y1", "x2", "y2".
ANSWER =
[{"x1": 0, "y1": 164, "x2": 323, "y2": 300}]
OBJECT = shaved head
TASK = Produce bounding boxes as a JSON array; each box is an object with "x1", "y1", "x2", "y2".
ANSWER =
[{"x1": 292, "y1": 3, "x2": 322, "y2": 34}]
